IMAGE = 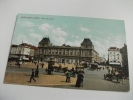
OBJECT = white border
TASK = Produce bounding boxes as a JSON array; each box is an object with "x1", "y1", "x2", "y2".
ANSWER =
[{"x1": 0, "y1": 0, "x2": 133, "y2": 100}]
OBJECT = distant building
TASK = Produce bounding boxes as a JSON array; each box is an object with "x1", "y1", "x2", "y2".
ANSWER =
[
  {"x1": 120, "y1": 44, "x2": 129, "y2": 77},
  {"x1": 120, "y1": 44, "x2": 128, "y2": 67},
  {"x1": 96, "y1": 57, "x2": 106, "y2": 64},
  {"x1": 9, "y1": 43, "x2": 37, "y2": 61},
  {"x1": 108, "y1": 47, "x2": 122, "y2": 66},
  {"x1": 38, "y1": 37, "x2": 99, "y2": 64}
]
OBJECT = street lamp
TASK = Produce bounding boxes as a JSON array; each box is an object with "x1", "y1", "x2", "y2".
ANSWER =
[
  {"x1": 19, "y1": 50, "x2": 21, "y2": 60},
  {"x1": 38, "y1": 49, "x2": 41, "y2": 64}
]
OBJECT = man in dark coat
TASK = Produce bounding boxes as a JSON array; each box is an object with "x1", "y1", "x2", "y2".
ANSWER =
[
  {"x1": 65, "y1": 70, "x2": 71, "y2": 82},
  {"x1": 80, "y1": 71, "x2": 84, "y2": 87},
  {"x1": 41, "y1": 62, "x2": 44, "y2": 68},
  {"x1": 29, "y1": 69, "x2": 36, "y2": 82},
  {"x1": 35, "y1": 65, "x2": 39, "y2": 77}
]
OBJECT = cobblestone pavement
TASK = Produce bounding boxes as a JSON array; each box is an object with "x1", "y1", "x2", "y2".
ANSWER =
[
  {"x1": 4, "y1": 62, "x2": 130, "y2": 92},
  {"x1": 4, "y1": 62, "x2": 77, "y2": 86},
  {"x1": 57, "y1": 68, "x2": 130, "y2": 92}
]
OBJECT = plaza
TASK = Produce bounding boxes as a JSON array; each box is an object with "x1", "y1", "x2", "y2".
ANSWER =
[{"x1": 4, "y1": 61, "x2": 129, "y2": 92}]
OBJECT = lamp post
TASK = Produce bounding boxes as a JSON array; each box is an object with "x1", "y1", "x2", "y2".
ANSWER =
[
  {"x1": 19, "y1": 50, "x2": 21, "y2": 60},
  {"x1": 18, "y1": 43, "x2": 23, "y2": 62},
  {"x1": 38, "y1": 49, "x2": 40, "y2": 63}
]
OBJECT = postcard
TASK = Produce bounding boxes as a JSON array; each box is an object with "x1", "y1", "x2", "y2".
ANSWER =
[{"x1": 4, "y1": 13, "x2": 129, "y2": 92}]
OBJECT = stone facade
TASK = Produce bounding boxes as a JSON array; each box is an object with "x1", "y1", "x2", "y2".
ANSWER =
[
  {"x1": 96, "y1": 57, "x2": 106, "y2": 64},
  {"x1": 9, "y1": 43, "x2": 37, "y2": 61},
  {"x1": 120, "y1": 44, "x2": 129, "y2": 77},
  {"x1": 38, "y1": 37, "x2": 99, "y2": 64},
  {"x1": 108, "y1": 47, "x2": 122, "y2": 66}
]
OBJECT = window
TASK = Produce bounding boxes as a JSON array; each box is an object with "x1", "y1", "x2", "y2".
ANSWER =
[
  {"x1": 56, "y1": 51, "x2": 58, "y2": 54},
  {"x1": 85, "y1": 53, "x2": 86, "y2": 56},
  {"x1": 114, "y1": 55, "x2": 115, "y2": 59}
]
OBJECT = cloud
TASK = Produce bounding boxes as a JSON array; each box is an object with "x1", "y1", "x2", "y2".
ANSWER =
[
  {"x1": 29, "y1": 29, "x2": 34, "y2": 32},
  {"x1": 104, "y1": 35, "x2": 124, "y2": 48},
  {"x1": 39, "y1": 23, "x2": 52, "y2": 32},
  {"x1": 38, "y1": 23, "x2": 68, "y2": 46},
  {"x1": 29, "y1": 32, "x2": 42, "y2": 40},
  {"x1": 93, "y1": 40, "x2": 108, "y2": 59},
  {"x1": 52, "y1": 28, "x2": 67, "y2": 37},
  {"x1": 80, "y1": 27, "x2": 90, "y2": 33},
  {"x1": 87, "y1": 34, "x2": 92, "y2": 38},
  {"x1": 66, "y1": 40, "x2": 82, "y2": 46},
  {"x1": 22, "y1": 21, "x2": 35, "y2": 27},
  {"x1": 92, "y1": 35, "x2": 125, "y2": 60},
  {"x1": 52, "y1": 37, "x2": 66, "y2": 45},
  {"x1": 14, "y1": 34, "x2": 31, "y2": 44},
  {"x1": 51, "y1": 28, "x2": 68, "y2": 45},
  {"x1": 71, "y1": 35, "x2": 79, "y2": 39}
]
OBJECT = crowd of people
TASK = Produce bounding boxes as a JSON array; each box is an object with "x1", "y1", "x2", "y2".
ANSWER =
[
  {"x1": 27, "y1": 60, "x2": 85, "y2": 87},
  {"x1": 8, "y1": 58, "x2": 127, "y2": 88}
]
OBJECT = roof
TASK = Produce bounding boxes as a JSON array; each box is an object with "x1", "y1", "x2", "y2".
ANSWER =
[
  {"x1": 81, "y1": 38, "x2": 93, "y2": 45},
  {"x1": 62, "y1": 44, "x2": 71, "y2": 47},
  {"x1": 108, "y1": 47, "x2": 119, "y2": 51},
  {"x1": 20, "y1": 43, "x2": 37, "y2": 50},
  {"x1": 30, "y1": 46, "x2": 38, "y2": 50},
  {"x1": 11, "y1": 45, "x2": 18, "y2": 47},
  {"x1": 39, "y1": 37, "x2": 50, "y2": 44}
]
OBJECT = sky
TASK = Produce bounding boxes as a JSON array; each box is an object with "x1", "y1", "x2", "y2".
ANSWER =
[{"x1": 12, "y1": 13, "x2": 127, "y2": 59}]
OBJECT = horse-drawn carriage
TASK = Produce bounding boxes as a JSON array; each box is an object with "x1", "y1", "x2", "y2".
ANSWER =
[
  {"x1": 52, "y1": 65, "x2": 62, "y2": 72},
  {"x1": 104, "y1": 73, "x2": 118, "y2": 81},
  {"x1": 104, "y1": 70, "x2": 124, "y2": 83},
  {"x1": 90, "y1": 63, "x2": 98, "y2": 70}
]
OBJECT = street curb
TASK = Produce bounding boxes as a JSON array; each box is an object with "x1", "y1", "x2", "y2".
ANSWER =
[{"x1": 28, "y1": 83, "x2": 75, "y2": 87}]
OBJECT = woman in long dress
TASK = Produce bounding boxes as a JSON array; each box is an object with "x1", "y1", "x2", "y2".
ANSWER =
[{"x1": 75, "y1": 71, "x2": 82, "y2": 87}]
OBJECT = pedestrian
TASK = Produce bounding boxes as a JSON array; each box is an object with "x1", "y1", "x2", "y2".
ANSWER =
[
  {"x1": 34, "y1": 61, "x2": 37, "y2": 65},
  {"x1": 111, "y1": 68, "x2": 115, "y2": 75},
  {"x1": 18, "y1": 60, "x2": 22, "y2": 68},
  {"x1": 35, "y1": 65, "x2": 39, "y2": 77},
  {"x1": 65, "y1": 70, "x2": 71, "y2": 82},
  {"x1": 41, "y1": 62, "x2": 44, "y2": 68},
  {"x1": 29, "y1": 69, "x2": 36, "y2": 82},
  {"x1": 108, "y1": 69, "x2": 110, "y2": 74},
  {"x1": 75, "y1": 66, "x2": 78, "y2": 73},
  {"x1": 45, "y1": 68, "x2": 48, "y2": 74},
  {"x1": 71, "y1": 67, "x2": 75, "y2": 76},
  {"x1": 118, "y1": 71, "x2": 124, "y2": 84},
  {"x1": 80, "y1": 71, "x2": 84, "y2": 87},
  {"x1": 31, "y1": 60, "x2": 33, "y2": 63},
  {"x1": 75, "y1": 71, "x2": 82, "y2": 87}
]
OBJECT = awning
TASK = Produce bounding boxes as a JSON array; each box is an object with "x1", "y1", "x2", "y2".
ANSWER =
[
  {"x1": 109, "y1": 62, "x2": 121, "y2": 65},
  {"x1": 23, "y1": 58, "x2": 29, "y2": 60},
  {"x1": 9, "y1": 55, "x2": 19, "y2": 58}
]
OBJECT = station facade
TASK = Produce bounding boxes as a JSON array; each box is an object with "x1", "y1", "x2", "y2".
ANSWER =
[{"x1": 38, "y1": 37, "x2": 99, "y2": 64}]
